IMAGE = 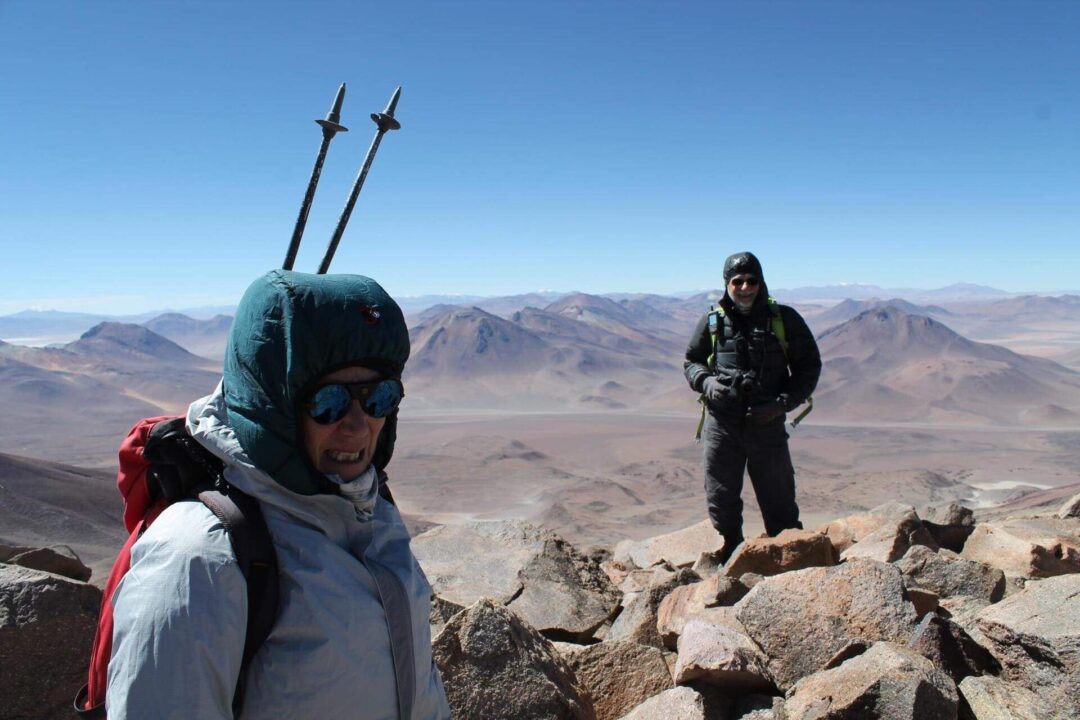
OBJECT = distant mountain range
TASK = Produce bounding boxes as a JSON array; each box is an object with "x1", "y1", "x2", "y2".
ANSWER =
[
  {"x1": 5, "y1": 284, "x2": 1079, "y2": 347},
  {"x1": 0, "y1": 290, "x2": 1078, "y2": 466}
]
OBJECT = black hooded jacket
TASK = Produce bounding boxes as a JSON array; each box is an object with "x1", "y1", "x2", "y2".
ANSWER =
[{"x1": 683, "y1": 285, "x2": 821, "y2": 417}]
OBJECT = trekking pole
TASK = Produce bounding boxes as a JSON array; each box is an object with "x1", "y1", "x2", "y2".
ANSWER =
[
  {"x1": 282, "y1": 83, "x2": 349, "y2": 271},
  {"x1": 317, "y1": 86, "x2": 402, "y2": 274}
]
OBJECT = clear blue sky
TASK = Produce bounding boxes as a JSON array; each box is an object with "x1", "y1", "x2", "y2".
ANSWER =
[{"x1": 1, "y1": 1, "x2": 1078, "y2": 315}]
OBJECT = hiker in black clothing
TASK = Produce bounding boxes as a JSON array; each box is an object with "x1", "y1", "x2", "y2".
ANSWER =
[{"x1": 683, "y1": 251, "x2": 822, "y2": 564}]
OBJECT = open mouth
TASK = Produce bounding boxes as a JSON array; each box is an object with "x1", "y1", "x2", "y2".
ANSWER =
[{"x1": 327, "y1": 450, "x2": 362, "y2": 463}]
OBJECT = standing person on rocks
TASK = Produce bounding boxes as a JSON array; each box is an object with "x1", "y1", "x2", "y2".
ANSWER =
[
  {"x1": 683, "y1": 251, "x2": 821, "y2": 564},
  {"x1": 105, "y1": 270, "x2": 450, "y2": 719}
]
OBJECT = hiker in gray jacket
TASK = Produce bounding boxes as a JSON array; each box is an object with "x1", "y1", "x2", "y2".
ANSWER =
[{"x1": 107, "y1": 270, "x2": 450, "y2": 719}]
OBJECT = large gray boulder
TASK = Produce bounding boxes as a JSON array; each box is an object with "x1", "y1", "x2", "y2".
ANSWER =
[
  {"x1": 782, "y1": 642, "x2": 958, "y2": 720},
  {"x1": 895, "y1": 544, "x2": 1006, "y2": 602},
  {"x1": 615, "y1": 686, "x2": 717, "y2": 720},
  {"x1": 432, "y1": 598, "x2": 595, "y2": 720},
  {"x1": 961, "y1": 518, "x2": 1080, "y2": 578},
  {"x1": 607, "y1": 568, "x2": 699, "y2": 649},
  {"x1": 656, "y1": 576, "x2": 749, "y2": 650},
  {"x1": 922, "y1": 502, "x2": 976, "y2": 552},
  {"x1": 840, "y1": 505, "x2": 938, "y2": 563},
  {"x1": 975, "y1": 573, "x2": 1080, "y2": 717},
  {"x1": 613, "y1": 520, "x2": 721, "y2": 570},
  {"x1": 413, "y1": 521, "x2": 620, "y2": 641},
  {"x1": 5, "y1": 545, "x2": 91, "y2": 582},
  {"x1": 721, "y1": 529, "x2": 837, "y2": 578},
  {"x1": 735, "y1": 558, "x2": 919, "y2": 690},
  {"x1": 565, "y1": 640, "x2": 672, "y2": 720},
  {"x1": 958, "y1": 675, "x2": 1063, "y2": 720},
  {"x1": 0, "y1": 564, "x2": 102, "y2": 720},
  {"x1": 673, "y1": 618, "x2": 773, "y2": 691}
]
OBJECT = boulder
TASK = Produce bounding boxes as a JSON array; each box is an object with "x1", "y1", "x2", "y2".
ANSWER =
[
  {"x1": 673, "y1": 618, "x2": 773, "y2": 691},
  {"x1": 5, "y1": 545, "x2": 91, "y2": 582},
  {"x1": 895, "y1": 545, "x2": 1006, "y2": 602},
  {"x1": 657, "y1": 576, "x2": 749, "y2": 650},
  {"x1": 691, "y1": 549, "x2": 724, "y2": 576},
  {"x1": 817, "y1": 502, "x2": 919, "y2": 553},
  {"x1": 613, "y1": 520, "x2": 721, "y2": 570},
  {"x1": 1058, "y1": 492, "x2": 1080, "y2": 520},
  {"x1": 975, "y1": 574, "x2": 1080, "y2": 717},
  {"x1": 617, "y1": 563, "x2": 677, "y2": 595},
  {"x1": 432, "y1": 598, "x2": 595, "y2": 720},
  {"x1": 735, "y1": 559, "x2": 919, "y2": 690},
  {"x1": 906, "y1": 612, "x2": 1000, "y2": 684},
  {"x1": 0, "y1": 544, "x2": 32, "y2": 562},
  {"x1": 607, "y1": 568, "x2": 699, "y2": 649},
  {"x1": 840, "y1": 506, "x2": 938, "y2": 563},
  {"x1": 923, "y1": 502, "x2": 975, "y2": 527},
  {"x1": 782, "y1": 642, "x2": 958, "y2": 720},
  {"x1": 731, "y1": 694, "x2": 783, "y2": 719},
  {"x1": 721, "y1": 529, "x2": 837, "y2": 578},
  {"x1": 0, "y1": 565, "x2": 102, "y2": 720},
  {"x1": 922, "y1": 502, "x2": 976, "y2": 552},
  {"x1": 615, "y1": 686, "x2": 715, "y2": 720},
  {"x1": 961, "y1": 518, "x2": 1080, "y2": 578},
  {"x1": 958, "y1": 675, "x2": 1063, "y2": 720},
  {"x1": 565, "y1": 640, "x2": 672, "y2": 720},
  {"x1": 413, "y1": 521, "x2": 620, "y2": 641}
]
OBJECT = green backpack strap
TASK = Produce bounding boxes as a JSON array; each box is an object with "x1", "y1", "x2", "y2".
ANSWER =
[
  {"x1": 695, "y1": 306, "x2": 725, "y2": 440},
  {"x1": 767, "y1": 297, "x2": 813, "y2": 428}
]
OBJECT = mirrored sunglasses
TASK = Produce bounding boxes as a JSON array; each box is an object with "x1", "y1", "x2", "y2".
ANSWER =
[
  {"x1": 729, "y1": 276, "x2": 760, "y2": 288},
  {"x1": 305, "y1": 379, "x2": 404, "y2": 425}
]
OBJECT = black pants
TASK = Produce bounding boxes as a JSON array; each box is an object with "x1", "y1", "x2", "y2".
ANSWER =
[{"x1": 701, "y1": 411, "x2": 802, "y2": 543}]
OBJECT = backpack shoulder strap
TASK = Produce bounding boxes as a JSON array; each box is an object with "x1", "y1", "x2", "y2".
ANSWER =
[
  {"x1": 767, "y1": 297, "x2": 789, "y2": 363},
  {"x1": 197, "y1": 485, "x2": 279, "y2": 720}
]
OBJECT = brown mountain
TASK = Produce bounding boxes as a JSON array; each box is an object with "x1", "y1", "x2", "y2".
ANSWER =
[
  {"x1": 815, "y1": 308, "x2": 1080, "y2": 425},
  {"x1": 543, "y1": 293, "x2": 682, "y2": 351},
  {"x1": 810, "y1": 298, "x2": 950, "y2": 333},
  {"x1": 67, "y1": 322, "x2": 206, "y2": 366}
]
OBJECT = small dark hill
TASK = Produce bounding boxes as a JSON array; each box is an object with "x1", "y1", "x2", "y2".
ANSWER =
[
  {"x1": 67, "y1": 322, "x2": 204, "y2": 365},
  {"x1": 813, "y1": 299, "x2": 949, "y2": 332}
]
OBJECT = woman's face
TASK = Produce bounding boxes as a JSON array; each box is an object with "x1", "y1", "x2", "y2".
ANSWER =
[{"x1": 299, "y1": 365, "x2": 386, "y2": 481}]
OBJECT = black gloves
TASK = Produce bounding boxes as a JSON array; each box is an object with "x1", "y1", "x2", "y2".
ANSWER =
[
  {"x1": 702, "y1": 376, "x2": 739, "y2": 406},
  {"x1": 745, "y1": 395, "x2": 788, "y2": 425}
]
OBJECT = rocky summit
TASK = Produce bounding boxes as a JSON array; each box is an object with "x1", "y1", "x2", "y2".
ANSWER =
[{"x1": 5, "y1": 501, "x2": 1080, "y2": 719}]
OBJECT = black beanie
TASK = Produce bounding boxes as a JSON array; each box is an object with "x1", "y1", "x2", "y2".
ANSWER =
[{"x1": 723, "y1": 251, "x2": 765, "y2": 283}]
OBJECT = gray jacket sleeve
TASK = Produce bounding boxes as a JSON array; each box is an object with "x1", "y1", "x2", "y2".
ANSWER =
[{"x1": 107, "y1": 501, "x2": 247, "y2": 720}]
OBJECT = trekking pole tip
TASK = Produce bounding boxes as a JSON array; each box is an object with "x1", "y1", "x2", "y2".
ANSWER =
[
  {"x1": 371, "y1": 86, "x2": 402, "y2": 132},
  {"x1": 316, "y1": 83, "x2": 349, "y2": 135}
]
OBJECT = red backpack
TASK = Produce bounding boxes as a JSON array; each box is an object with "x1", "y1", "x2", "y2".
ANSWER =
[{"x1": 74, "y1": 416, "x2": 279, "y2": 718}]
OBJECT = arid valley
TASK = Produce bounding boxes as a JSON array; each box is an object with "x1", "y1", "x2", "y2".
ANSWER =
[{"x1": 2, "y1": 285, "x2": 1079, "y2": 581}]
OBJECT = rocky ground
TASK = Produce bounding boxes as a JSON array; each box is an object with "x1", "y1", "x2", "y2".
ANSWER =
[{"x1": 4, "y1": 495, "x2": 1080, "y2": 719}]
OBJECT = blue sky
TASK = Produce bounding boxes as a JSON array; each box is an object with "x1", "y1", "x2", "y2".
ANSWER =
[{"x1": 1, "y1": 1, "x2": 1078, "y2": 315}]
